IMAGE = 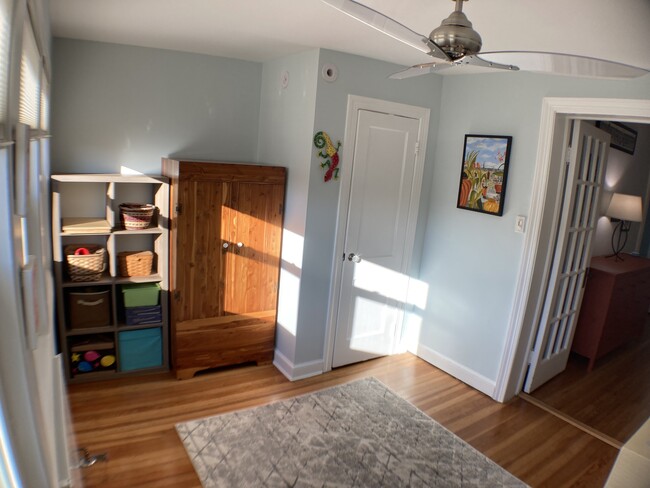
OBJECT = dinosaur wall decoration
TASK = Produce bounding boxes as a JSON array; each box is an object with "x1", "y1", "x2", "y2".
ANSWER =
[{"x1": 314, "y1": 131, "x2": 341, "y2": 182}]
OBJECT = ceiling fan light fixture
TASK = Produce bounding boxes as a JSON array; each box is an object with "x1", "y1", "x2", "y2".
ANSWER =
[{"x1": 429, "y1": 10, "x2": 482, "y2": 59}]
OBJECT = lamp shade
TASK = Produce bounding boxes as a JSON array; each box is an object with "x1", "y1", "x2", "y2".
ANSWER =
[{"x1": 606, "y1": 193, "x2": 643, "y2": 222}]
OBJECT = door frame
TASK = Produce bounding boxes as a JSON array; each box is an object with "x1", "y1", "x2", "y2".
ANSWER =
[
  {"x1": 322, "y1": 95, "x2": 431, "y2": 372},
  {"x1": 494, "y1": 97, "x2": 650, "y2": 402}
]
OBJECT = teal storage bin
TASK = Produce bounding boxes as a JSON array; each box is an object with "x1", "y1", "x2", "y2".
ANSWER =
[
  {"x1": 118, "y1": 328, "x2": 162, "y2": 371},
  {"x1": 121, "y1": 282, "x2": 160, "y2": 307}
]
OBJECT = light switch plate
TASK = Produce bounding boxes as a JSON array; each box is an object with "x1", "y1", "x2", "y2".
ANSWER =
[{"x1": 515, "y1": 215, "x2": 526, "y2": 233}]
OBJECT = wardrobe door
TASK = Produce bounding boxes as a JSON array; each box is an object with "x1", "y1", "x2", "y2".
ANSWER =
[
  {"x1": 175, "y1": 176, "x2": 228, "y2": 323},
  {"x1": 225, "y1": 180, "x2": 284, "y2": 319},
  {"x1": 167, "y1": 161, "x2": 285, "y2": 379}
]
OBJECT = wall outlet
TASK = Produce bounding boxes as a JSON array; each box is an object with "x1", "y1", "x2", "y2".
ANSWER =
[{"x1": 515, "y1": 215, "x2": 526, "y2": 233}]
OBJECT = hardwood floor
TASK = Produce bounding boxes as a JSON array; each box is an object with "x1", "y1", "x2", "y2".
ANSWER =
[
  {"x1": 530, "y1": 321, "x2": 650, "y2": 444},
  {"x1": 68, "y1": 354, "x2": 618, "y2": 488}
]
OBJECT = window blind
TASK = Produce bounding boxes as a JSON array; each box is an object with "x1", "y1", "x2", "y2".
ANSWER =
[
  {"x1": 0, "y1": 0, "x2": 12, "y2": 127},
  {"x1": 39, "y1": 75, "x2": 49, "y2": 131},
  {"x1": 18, "y1": 19, "x2": 40, "y2": 129}
]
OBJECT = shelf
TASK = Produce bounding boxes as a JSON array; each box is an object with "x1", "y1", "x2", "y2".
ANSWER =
[
  {"x1": 52, "y1": 173, "x2": 170, "y2": 382},
  {"x1": 112, "y1": 227, "x2": 164, "y2": 235},
  {"x1": 62, "y1": 275, "x2": 113, "y2": 288},
  {"x1": 67, "y1": 326, "x2": 115, "y2": 336},
  {"x1": 61, "y1": 231, "x2": 112, "y2": 237},
  {"x1": 62, "y1": 274, "x2": 162, "y2": 287},
  {"x1": 52, "y1": 174, "x2": 168, "y2": 184},
  {"x1": 68, "y1": 370, "x2": 117, "y2": 382},
  {"x1": 117, "y1": 323, "x2": 163, "y2": 331},
  {"x1": 115, "y1": 274, "x2": 163, "y2": 284},
  {"x1": 60, "y1": 227, "x2": 164, "y2": 237}
]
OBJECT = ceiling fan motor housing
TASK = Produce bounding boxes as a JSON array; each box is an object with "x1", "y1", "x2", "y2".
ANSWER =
[{"x1": 430, "y1": 11, "x2": 482, "y2": 59}]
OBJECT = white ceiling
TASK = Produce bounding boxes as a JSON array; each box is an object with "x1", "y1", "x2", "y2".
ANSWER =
[{"x1": 50, "y1": 0, "x2": 650, "y2": 73}]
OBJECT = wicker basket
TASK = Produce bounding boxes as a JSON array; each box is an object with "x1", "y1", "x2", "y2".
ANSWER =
[
  {"x1": 64, "y1": 245, "x2": 106, "y2": 282},
  {"x1": 120, "y1": 203, "x2": 155, "y2": 230},
  {"x1": 118, "y1": 250, "x2": 154, "y2": 277}
]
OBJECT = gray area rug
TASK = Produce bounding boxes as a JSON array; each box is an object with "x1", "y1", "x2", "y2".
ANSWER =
[{"x1": 176, "y1": 377, "x2": 528, "y2": 487}]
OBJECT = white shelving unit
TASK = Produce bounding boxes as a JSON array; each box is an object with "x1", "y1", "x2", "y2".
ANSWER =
[{"x1": 51, "y1": 174, "x2": 169, "y2": 382}]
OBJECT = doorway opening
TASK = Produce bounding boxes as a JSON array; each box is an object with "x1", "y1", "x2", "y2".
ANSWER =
[
  {"x1": 495, "y1": 98, "x2": 650, "y2": 408},
  {"x1": 522, "y1": 118, "x2": 650, "y2": 445}
]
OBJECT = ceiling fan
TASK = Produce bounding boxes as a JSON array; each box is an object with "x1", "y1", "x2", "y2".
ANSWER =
[{"x1": 322, "y1": 0, "x2": 649, "y2": 80}]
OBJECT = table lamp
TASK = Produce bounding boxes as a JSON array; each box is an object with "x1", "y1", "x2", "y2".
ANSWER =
[{"x1": 606, "y1": 192, "x2": 643, "y2": 261}]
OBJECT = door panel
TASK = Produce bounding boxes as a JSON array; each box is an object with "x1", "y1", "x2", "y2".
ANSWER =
[
  {"x1": 524, "y1": 121, "x2": 610, "y2": 392},
  {"x1": 332, "y1": 110, "x2": 421, "y2": 368},
  {"x1": 175, "y1": 179, "x2": 227, "y2": 322},
  {"x1": 226, "y1": 181, "x2": 283, "y2": 315}
]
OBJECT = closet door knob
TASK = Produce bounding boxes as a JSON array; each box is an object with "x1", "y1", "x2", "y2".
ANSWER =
[
  {"x1": 237, "y1": 242, "x2": 244, "y2": 248},
  {"x1": 222, "y1": 242, "x2": 229, "y2": 249}
]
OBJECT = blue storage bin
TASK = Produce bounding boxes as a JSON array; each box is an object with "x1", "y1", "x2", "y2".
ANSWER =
[
  {"x1": 125, "y1": 305, "x2": 162, "y2": 325},
  {"x1": 118, "y1": 328, "x2": 162, "y2": 372}
]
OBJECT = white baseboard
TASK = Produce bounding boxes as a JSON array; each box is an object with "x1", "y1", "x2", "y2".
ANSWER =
[
  {"x1": 273, "y1": 349, "x2": 324, "y2": 381},
  {"x1": 415, "y1": 343, "x2": 496, "y2": 398}
]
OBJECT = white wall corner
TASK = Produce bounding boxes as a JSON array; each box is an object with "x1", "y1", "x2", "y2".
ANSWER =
[
  {"x1": 416, "y1": 343, "x2": 496, "y2": 399},
  {"x1": 273, "y1": 349, "x2": 324, "y2": 381}
]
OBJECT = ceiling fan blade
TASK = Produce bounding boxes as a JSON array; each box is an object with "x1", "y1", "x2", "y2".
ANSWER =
[
  {"x1": 321, "y1": 0, "x2": 449, "y2": 60},
  {"x1": 478, "y1": 51, "x2": 649, "y2": 79},
  {"x1": 458, "y1": 55, "x2": 519, "y2": 72},
  {"x1": 389, "y1": 62, "x2": 453, "y2": 79}
]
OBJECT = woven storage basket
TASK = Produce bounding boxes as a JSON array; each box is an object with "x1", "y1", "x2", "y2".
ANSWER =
[
  {"x1": 118, "y1": 250, "x2": 153, "y2": 277},
  {"x1": 120, "y1": 203, "x2": 155, "y2": 230},
  {"x1": 64, "y1": 244, "x2": 106, "y2": 282}
]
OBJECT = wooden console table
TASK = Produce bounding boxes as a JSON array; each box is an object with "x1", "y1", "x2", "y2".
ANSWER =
[{"x1": 572, "y1": 254, "x2": 650, "y2": 371}]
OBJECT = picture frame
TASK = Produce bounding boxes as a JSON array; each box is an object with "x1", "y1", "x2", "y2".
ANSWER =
[
  {"x1": 457, "y1": 134, "x2": 512, "y2": 216},
  {"x1": 596, "y1": 121, "x2": 637, "y2": 155}
]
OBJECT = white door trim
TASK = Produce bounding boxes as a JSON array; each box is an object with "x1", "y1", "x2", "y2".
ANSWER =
[
  {"x1": 494, "y1": 97, "x2": 650, "y2": 402},
  {"x1": 322, "y1": 94, "x2": 430, "y2": 372}
]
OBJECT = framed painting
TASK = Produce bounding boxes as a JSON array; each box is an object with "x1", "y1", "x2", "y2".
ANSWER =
[{"x1": 457, "y1": 134, "x2": 512, "y2": 216}]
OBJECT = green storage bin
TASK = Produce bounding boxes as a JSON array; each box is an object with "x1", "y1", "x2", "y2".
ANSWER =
[
  {"x1": 118, "y1": 328, "x2": 162, "y2": 371},
  {"x1": 121, "y1": 282, "x2": 160, "y2": 307}
]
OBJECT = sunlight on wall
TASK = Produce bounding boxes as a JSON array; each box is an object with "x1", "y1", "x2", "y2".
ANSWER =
[
  {"x1": 120, "y1": 165, "x2": 144, "y2": 176},
  {"x1": 406, "y1": 277, "x2": 429, "y2": 310},
  {"x1": 401, "y1": 277, "x2": 429, "y2": 352},
  {"x1": 276, "y1": 267, "x2": 300, "y2": 336},
  {"x1": 276, "y1": 229, "x2": 304, "y2": 338},
  {"x1": 281, "y1": 228, "x2": 304, "y2": 270}
]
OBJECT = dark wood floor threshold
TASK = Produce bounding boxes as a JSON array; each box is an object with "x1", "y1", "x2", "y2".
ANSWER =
[{"x1": 519, "y1": 392, "x2": 623, "y2": 449}]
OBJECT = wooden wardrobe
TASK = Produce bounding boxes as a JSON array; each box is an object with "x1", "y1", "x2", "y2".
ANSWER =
[{"x1": 163, "y1": 159, "x2": 286, "y2": 379}]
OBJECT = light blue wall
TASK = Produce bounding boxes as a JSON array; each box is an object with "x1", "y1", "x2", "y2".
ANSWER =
[
  {"x1": 257, "y1": 50, "x2": 320, "y2": 364},
  {"x1": 293, "y1": 49, "x2": 443, "y2": 365},
  {"x1": 51, "y1": 39, "x2": 262, "y2": 174},
  {"x1": 50, "y1": 37, "x2": 650, "y2": 388},
  {"x1": 418, "y1": 71, "x2": 650, "y2": 381}
]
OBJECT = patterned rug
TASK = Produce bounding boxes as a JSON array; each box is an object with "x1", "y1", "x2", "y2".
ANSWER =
[{"x1": 176, "y1": 377, "x2": 528, "y2": 487}]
